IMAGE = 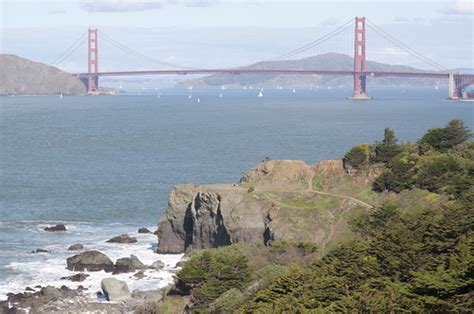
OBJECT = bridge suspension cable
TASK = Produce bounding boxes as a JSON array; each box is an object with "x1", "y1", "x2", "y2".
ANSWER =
[
  {"x1": 98, "y1": 31, "x2": 196, "y2": 70},
  {"x1": 50, "y1": 31, "x2": 87, "y2": 67},
  {"x1": 266, "y1": 18, "x2": 354, "y2": 62},
  {"x1": 366, "y1": 19, "x2": 448, "y2": 71}
]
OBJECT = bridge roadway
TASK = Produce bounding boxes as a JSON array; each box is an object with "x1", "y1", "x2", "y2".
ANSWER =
[{"x1": 75, "y1": 69, "x2": 459, "y2": 79}]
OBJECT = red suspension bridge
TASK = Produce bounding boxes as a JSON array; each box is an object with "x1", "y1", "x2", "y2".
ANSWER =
[{"x1": 53, "y1": 17, "x2": 473, "y2": 99}]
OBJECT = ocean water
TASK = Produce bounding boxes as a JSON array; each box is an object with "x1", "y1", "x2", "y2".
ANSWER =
[{"x1": 0, "y1": 87, "x2": 472, "y2": 299}]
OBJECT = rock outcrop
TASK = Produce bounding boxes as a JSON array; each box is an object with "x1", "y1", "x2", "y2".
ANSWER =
[
  {"x1": 44, "y1": 224, "x2": 67, "y2": 232},
  {"x1": 106, "y1": 234, "x2": 138, "y2": 244},
  {"x1": 156, "y1": 159, "x2": 366, "y2": 254},
  {"x1": 0, "y1": 54, "x2": 86, "y2": 95},
  {"x1": 68, "y1": 243, "x2": 84, "y2": 251}
]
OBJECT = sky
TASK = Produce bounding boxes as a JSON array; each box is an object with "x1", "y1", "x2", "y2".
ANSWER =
[{"x1": 1, "y1": 0, "x2": 473, "y2": 72}]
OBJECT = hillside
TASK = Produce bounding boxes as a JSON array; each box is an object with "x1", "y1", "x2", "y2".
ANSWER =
[
  {"x1": 178, "y1": 53, "x2": 444, "y2": 88},
  {"x1": 0, "y1": 54, "x2": 86, "y2": 95},
  {"x1": 153, "y1": 120, "x2": 473, "y2": 313}
]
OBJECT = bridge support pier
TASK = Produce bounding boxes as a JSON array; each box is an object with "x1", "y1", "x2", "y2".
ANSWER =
[
  {"x1": 349, "y1": 17, "x2": 371, "y2": 100},
  {"x1": 87, "y1": 29, "x2": 99, "y2": 95},
  {"x1": 448, "y1": 72, "x2": 460, "y2": 100}
]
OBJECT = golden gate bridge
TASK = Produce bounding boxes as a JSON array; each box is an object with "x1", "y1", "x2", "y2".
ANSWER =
[{"x1": 51, "y1": 17, "x2": 473, "y2": 99}]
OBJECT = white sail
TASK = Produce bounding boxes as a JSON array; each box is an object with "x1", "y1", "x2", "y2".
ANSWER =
[
  {"x1": 59, "y1": 93, "x2": 63, "y2": 99},
  {"x1": 258, "y1": 91, "x2": 263, "y2": 97},
  {"x1": 292, "y1": 88, "x2": 296, "y2": 93},
  {"x1": 197, "y1": 98, "x2": 201, "y2": 103},
  {"x1": 188, "y1": 94, "x2": 192, "y2": 99},
  {"x1": 219, "y1": 93, "x2": 223, "y2": 98}
]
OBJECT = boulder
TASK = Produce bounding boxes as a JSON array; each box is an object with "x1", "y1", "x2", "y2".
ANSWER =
[
  {"x1": 149, "y1": 260, "x2": 165, "y2": 270},
  {"x1": 68, "y1": 243, "x2": 84, "y2": 251},
  {"x1": 66, "y1": 250, "x2": 115, "y2": 272},
  {"x1": 44, "y1": 224, "x2": 66, "y2": 232},
  {"x1": 40, "y1": 286, "x2": 62, "y2": 300},
  {"x1": 106, "y1": 234, "x2": 137, "y2": 244},
  {"x1": 101, "y1": 278, "x2": 131, "y2": 301},
  {"x1": 114, "y1": 255, "x2": 145, "y2": 274},
  {"x1": 138, "y1": 227, "x2": 151, "y2": 234},
  {"x1": 60, "y1": 273, "x2": 89, "y2": 282}
]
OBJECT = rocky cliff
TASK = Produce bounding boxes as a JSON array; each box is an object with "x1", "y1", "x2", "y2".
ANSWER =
[
  {"x1": 0, "y1": 54, "x2": 86, "y2": 95},
  {"x1": 156, "y1": 159, "x2": 374, "y2": 254}
]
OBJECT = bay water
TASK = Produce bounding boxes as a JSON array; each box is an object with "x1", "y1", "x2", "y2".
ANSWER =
[{"x1": 0, "y1": 87, "x2": 472, "y2": 299}]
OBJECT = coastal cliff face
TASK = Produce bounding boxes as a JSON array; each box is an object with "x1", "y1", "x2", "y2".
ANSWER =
[
  {"x1": 0, "y1": 54, "x2": 86, "y2": 95},
  {"x1": 156, "y1": 159, "x2": 371, "y2": 254}
]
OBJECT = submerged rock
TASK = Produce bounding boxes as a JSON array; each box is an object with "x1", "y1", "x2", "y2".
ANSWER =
[
  {"x1": 138, "y1": 227, "x2": 152, "y2": 234},
  {"x1": 68, "y1": 243, "x2": 84, "y2": 251},
  {"x1": 60, "y1": 273, "x2": 90, "y2": 282},
  {"x1": 114, "y1": 255, "x2": 145, "y2": 274},
  {"x1": 66, "y1": 250, "x2": 115, "y2": 272},
  {"x1": 132, "y1": 270, "x2": 146, "y2": 279},
  {"x1": 101, "y1": 278, "x2": 131, "y2": 301},
  {"x1": 106, "y1": 234, "x2": 137, "y2": 244},
  {"x1": 44, "y1": 224, "x2": 67, "y2": 232},
  {"x1": 31, "y1": 248, "x2": 49, "y2": 253}
]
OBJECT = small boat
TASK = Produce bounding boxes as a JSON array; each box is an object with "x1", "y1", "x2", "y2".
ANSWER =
[
  {"x1": 197, "y1": 97, "x2": 201, "y2": 103},
  {"x1": 119, "y1": 85, "x2": 122, "y2": 89},
  {"x1": 292, "y1": 88, "x2": 296, "y2": 93},
  {"x1": 258, "y1": 90, "x2": 263, "y2": 97},
  {"x1": 59, "y1": 93, "x2": 63, "y2": 99},
  {"x1": 221, "y1": 86, "x2": 226, "y2": 90},
  {"x1": 243, "y1": 86, "x2": 247, "y2": 90},
  {"x1": 435, "y1": 86, "x2": 439, "y2": 90},
  {"x1": 219, "y1": 93, "x2": 223, "y2": 98},
  {"x1": 188, "y1": 94, "x2": 192, "y2": 99}
]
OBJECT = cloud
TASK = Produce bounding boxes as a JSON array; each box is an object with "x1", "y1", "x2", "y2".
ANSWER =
[
  {"x1": 79, "y1": 0, "x2": 219, "y2": 12},
  {"x1": 441, "y1": 0, "x2": 474, "y2": 15}
]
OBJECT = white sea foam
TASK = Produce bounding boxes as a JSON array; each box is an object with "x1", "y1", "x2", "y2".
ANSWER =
[{"x1": 0, "y1": 225, "x2": 183, "y2": 301}]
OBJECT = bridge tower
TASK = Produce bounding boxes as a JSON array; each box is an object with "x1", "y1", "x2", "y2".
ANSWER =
[
  {"x1": 351, "y1": 17, "x2": 371, "y2": 100},
  {"x1": 87, "y1": 29, "x2": 99, "y2": 95}
]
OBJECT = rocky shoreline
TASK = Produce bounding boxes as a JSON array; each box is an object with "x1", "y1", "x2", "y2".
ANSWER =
[{"x1": 0, "y1": 227, "x2": 182, "y2": 313}]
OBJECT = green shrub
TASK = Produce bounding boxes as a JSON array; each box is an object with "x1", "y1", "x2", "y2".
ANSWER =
[
  {"x1": 343, "y1": 143, "x2": 373, "y2": 170},
  {"x1": 175, "y1": 247, "x2": 251, "y2": 312}
]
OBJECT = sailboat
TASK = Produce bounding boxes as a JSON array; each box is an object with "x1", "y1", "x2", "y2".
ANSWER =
[
  {"x1": 219, "y1": 93, "x2": 223, "y2": 98},
  {"x1": 197, "y1": 97, "x2": 201, "y2": 103},
  {"x1": 188, "y1": 94, "x2": 192, "y2": 99},
  {"x1": 258, "y1": 90, "x2": 263, "y2": 97},
  {"x1": 59, "y1": 93, "x2": 63, "y2": 99},
  {"x1": 292, "y1": 88, "x2": 296, "y2": 93}
]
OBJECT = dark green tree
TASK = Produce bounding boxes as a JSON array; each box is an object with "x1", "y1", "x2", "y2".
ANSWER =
[
  {"x1": 418, "y1": 119, "x2": 471, "y2": 153},
  {"x1": 375, "y1": 128, "x2": 402, "y2": 163}
]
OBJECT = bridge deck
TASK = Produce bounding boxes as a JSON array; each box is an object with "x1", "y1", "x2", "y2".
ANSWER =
[{"x1": 74, "y1": 69, "x2": 467, "y2": 79}]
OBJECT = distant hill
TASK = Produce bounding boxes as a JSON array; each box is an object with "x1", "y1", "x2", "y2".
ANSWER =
[
  {"x1": 0, "y1": 54, "x2": 86, "y2": 95},
  {"x1": 178, "y1": 53, "x2": 446, "y2": 88}
]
